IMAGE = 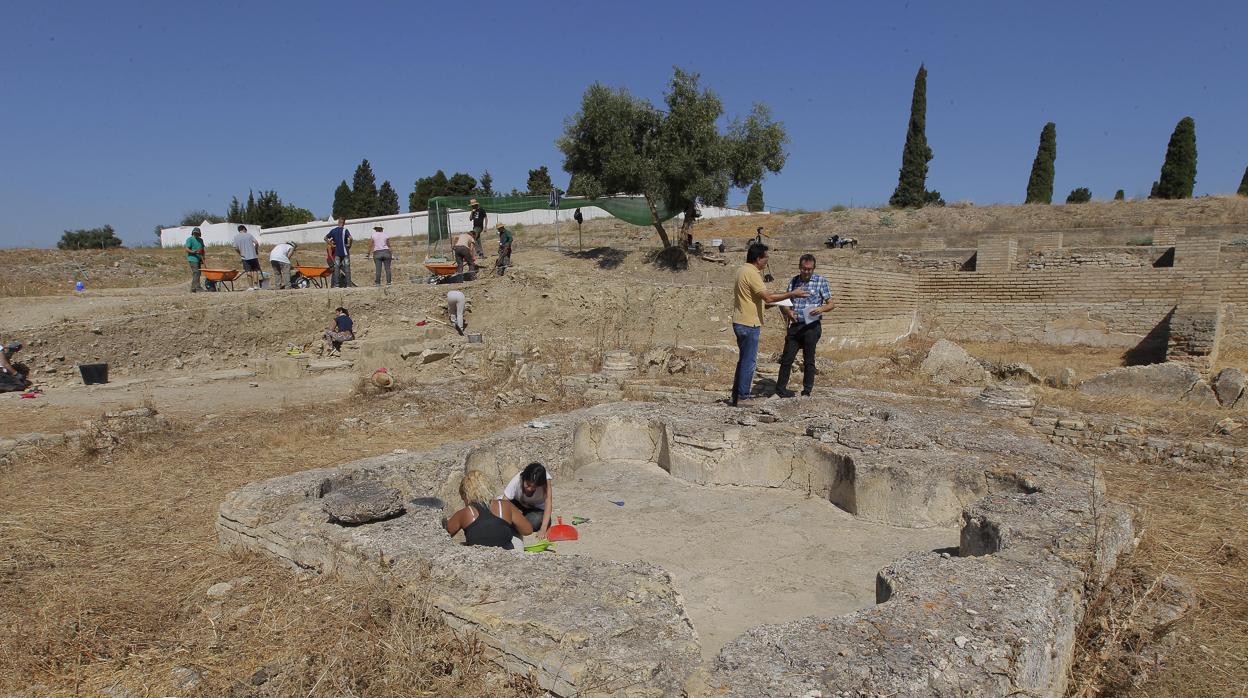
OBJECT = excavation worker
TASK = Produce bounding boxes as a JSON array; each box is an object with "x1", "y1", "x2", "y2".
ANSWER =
[
  {"x1": 185, "y1": 227, "x2": 205, "y2": 293},
  {"x1": 322, "y1": 306, "x2": 354, "y2": 357},
  {"x1": 503, "y1": 462, "x2": 554, "y2": 540},
  {"x1": 775, "y1": 254, "x2": 835, "y2": 398},
  {"x1": 232, "y1": 225, "x2": 261, "y2": 290},
  {"x1": 453, "y1": 231, "x2": 477, "y2": 274},
  {"x1": 325, "y1": 217, "x2": 353, "y2": 288},
  {"x1": 468, "y1": 198, "x2": 487, "y2": 256},
  {"x1": 269, "y1": 241, "x2": 296, "y2": 290},
  {"x1": 368, "y1": 224, "x2": 392, "y2": 286},
  {"x1": 730, "y1": 243, "x2": 807, "y2": 406},
  {"x1": 447, "y1": 290, "x2": 466, "y2": 335},
  {"x1": 445, "y1": 470, "x2": 534, "y2": 549},
  {"x1": 495, "y1": 223, "x2": 513, "y2": 275}
]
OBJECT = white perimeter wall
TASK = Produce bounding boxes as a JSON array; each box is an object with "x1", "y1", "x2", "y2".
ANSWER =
[
  {"x1": 159, "y1": 199, "x2": 756, "y2": 248},
  {"x1": 160, "y1": 222, "x2": 261, "y2": 248}
]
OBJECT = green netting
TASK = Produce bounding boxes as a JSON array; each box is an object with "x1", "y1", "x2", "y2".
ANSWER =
[{"x1": 425, "y1": 195, "x2": 676, "y2": 243}]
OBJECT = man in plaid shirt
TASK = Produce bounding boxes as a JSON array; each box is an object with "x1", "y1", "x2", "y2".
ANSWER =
[{"x1": 776, "y1": 254, "x2": 835, "y2": 397}]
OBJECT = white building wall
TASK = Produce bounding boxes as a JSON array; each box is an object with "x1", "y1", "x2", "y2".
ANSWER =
[
  {"x1": 160, "y1": 199, "x2": 756, "y2": 249},
  {"x1": 160, "y1": 222, "x2": 261, "y2": 248}
]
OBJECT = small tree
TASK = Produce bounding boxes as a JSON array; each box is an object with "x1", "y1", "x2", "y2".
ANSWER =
[
  {"x1": 58, "y1": 224, "x2": 122, "y2": 250},
  {"x1": 479, "y1": 171, "x2": 495, "y2": 197},
  {"x1": 377, "y1": 180, "x2": 400, "y2": 215},
  {"x1": 332, "y1": 180, "x2": 353, "y2": 219},
  {"x1": 746, "y1": 182, "x2": 764, "y2": 212},
  {"x1": 351, "y1": 159, "x2": 380, "y2": 217},
  {"x1": 1114, "y1": 189, "x2": 1125, "y2": 201},
  {"x1": 244, "y1": 191, "x2": 256, "y2": 222},
  {"x1": 447, "y1": 172, "x2": 478, "y2": 197},
  {"x1": 889, "y1": 64, "x2": 937, "y2": 208},
  {"x1": 279, "y1": 204, "x2": 316, "y2": 226},
  {"x1": 226, "y1": 197, "x2": 244, "y2": 222},
  {"x1": 1154, "y1": 116, "x2": 1197, "y2": 199},
  {"x1": 1237, "y1": 166, "x2": 1248, "y2": 196},
  {"x1": 410, "y1": 170, "x2": 449, "y2": 212},
  {"x1": 179, "y1": 209, "x2": 225, "y2": 226},
  {"x1": 1066, "y1": 187, "x2": 1092, "y2": 204},
  {"x1": 526, "y1": 166, "x2": 554, "y2": 196},
  {"x1": 1024, "y1": 122, "x2": 1057, "y2": 204},
  {"x1": 559, "y1": 68, "x2": 787, "y2": 248}
]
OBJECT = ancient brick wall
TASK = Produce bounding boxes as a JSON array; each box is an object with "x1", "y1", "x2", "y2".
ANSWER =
[
  {"x1": 822, "y1": 266, "x2": 920, "y2": 347},
  {"x1": 975, "y1": 236, "x2": 1017, "y2": 273},
  {"x1": 816, "y1": 238, "x2": 1247, "y2": 354}
]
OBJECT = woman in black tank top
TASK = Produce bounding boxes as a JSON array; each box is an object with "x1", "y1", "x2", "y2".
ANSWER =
[
  {"x1": 445, "y1": 471, "x2": 535, "y2": 548},
  {"x1": 463, "y1": 500, "x2": 518, "y2": 548}
]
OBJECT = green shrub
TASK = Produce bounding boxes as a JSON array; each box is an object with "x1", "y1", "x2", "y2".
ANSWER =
[
  {"x1": 831, "y1": 204, "x2": 848, "y2": 213},
  {"x1": 1065, "y1": 187, "x2": 1092, "y2": 204},
  {"x1": 1126, "y1": 237, "x2": 1154, "y2": 246}
]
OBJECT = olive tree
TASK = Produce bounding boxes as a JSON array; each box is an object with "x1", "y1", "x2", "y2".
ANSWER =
[{"x1": 558, "y1": 68, "x2": 787, "y2": 248}]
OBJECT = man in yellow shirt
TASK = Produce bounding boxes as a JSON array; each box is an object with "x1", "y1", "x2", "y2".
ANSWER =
[{"x1": 731, "y1": 244, "x2": 807, "y2": 406}]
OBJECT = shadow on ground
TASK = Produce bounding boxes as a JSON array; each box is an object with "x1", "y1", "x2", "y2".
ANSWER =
[{"x1": 564, "y1": 247, "x2": 630, "y2": 270}]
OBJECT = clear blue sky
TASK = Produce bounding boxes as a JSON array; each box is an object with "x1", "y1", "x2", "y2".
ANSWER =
[{"x1": 2, "y1": 1, "x2": 1244, "y2": 248}]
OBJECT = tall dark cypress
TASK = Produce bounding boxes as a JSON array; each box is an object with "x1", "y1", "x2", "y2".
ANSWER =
[
  {"x1": 1024, "y1": 122, "x2": 1057, "y2": 204},
  {"x1": 889, "y1": 64, "x2": 934, "y2": 208},
  {"x1": 1155, "y1": 117, "x2": 1197, "y2": 199},
  {"x1": 352, "y1": 159, "x2": 380, "y2": 216},
  {"x1": 746, "y1": 182, "x2": 764, "y2": 212},
  {"x1": 332, "y1": 180, "x2": 353, "y2": 219},
  {"x1": 378, "y1": 180, "x2": 400, "y2": 215},
  {"x1": 1237, "y1": 166, "x2": 1248, "y2": 196}
]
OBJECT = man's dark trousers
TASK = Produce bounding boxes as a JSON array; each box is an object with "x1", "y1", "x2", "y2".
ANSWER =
[{"x1": 776, "y1": 321, "x2": 822, "y2": 394}]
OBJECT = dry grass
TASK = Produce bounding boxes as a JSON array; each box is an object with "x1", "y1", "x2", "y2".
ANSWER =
[
  {"x1": 0, "y1": 394, "x2": 559, "y2": 696},
  {"x1": 1068, "y1": 453, "x2": 1248, "y2": 697}
]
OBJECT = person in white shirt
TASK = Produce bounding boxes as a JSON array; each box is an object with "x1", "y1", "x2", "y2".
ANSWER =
[
  {"x1": 502, "y1": 462, "x2": 554, "y2": 539},
  {"x1": 269, "y1": 242, "x2": 297, "y2": 290}
]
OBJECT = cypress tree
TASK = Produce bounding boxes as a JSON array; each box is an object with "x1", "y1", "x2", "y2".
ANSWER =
[
  {"x1": 226, "y1": 196, "x2": 243, "y2": 222},
  {"x1": 332, "y1": 180, "x2": 353, "y2": 219},
  {"x1": 1155, "y1": 116, "x2": 1197, "y2": 199},
  {"x1": 746, "y1": 182, "x2": 764, "y2": 212},
  {"x1": 1114, "y1": 189, "x2": 1125, "y2": 201},
  {"x1": 351, "y1": 159, "x2": 380, "y2": 216},
  {"x1": 1024, "y1": 122, "x2": 1057, "y2": 204},
  {"x1": 479, "y1": 171, "x2": 495, "y2": 197},
  {"x1": 377, "y1": 180, "x2": 400, "y2": 215},
  {"x1": 1237, "y1": 166, "x2": 1248, "y2": 196},
  {"x1": 244, "y1": 190, "x2": 257, "y2": 224},
  {"x1": 889, "y1": 64, "x2": 934, "y2": 208}
]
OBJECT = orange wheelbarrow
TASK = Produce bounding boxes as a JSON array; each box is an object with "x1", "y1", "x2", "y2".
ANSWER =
[
  {"x1": 200, "y1": 268, "x2": 242, "y2": 291},
  {"x1": 424, "y1": 260, "x2": 475, "y2": 284},
  {"x1": 292, "y1": 264, "x2": 333, "y2": 289}
]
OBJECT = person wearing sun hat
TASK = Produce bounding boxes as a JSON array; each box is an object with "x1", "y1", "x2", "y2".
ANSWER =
[
  {"x1": 468, "y1": 198, "x2": 488, "y2": 257},
  {"x1": 495, "y1": 222, "x2": 513, "y2": 275}
]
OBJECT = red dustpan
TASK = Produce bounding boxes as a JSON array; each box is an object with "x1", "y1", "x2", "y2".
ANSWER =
[{"x1": 547, "y1": 516, "x2": 578, "y2": 542}]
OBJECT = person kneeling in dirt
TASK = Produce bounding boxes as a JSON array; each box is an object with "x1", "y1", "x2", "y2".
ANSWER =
[
  {"x1": 503, "y1": 462, "x2": 554, "y2": 540},
  {"x1": 0, "y1": 339, "x2": 30, "y2": 392},
  {"x1": 445, "y1": 470, "x2": 534, "y2": 550},
  {"x1": 321, "y1": 307, "x2": 354, "y2": 357}
]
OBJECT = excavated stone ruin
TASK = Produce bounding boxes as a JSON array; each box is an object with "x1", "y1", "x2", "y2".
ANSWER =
[{"x1": 217, "y1": 395, "x2": 1134, "y2": 696}]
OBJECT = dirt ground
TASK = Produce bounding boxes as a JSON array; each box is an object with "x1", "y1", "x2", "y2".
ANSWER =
[{"x1": 2, "y1": 210, "x2": 1246, "y2": 696}]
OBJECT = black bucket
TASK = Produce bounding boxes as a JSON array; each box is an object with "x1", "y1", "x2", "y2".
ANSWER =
[{"x1": 79, "y1": 363, "x2": 109, "y2": 385}]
